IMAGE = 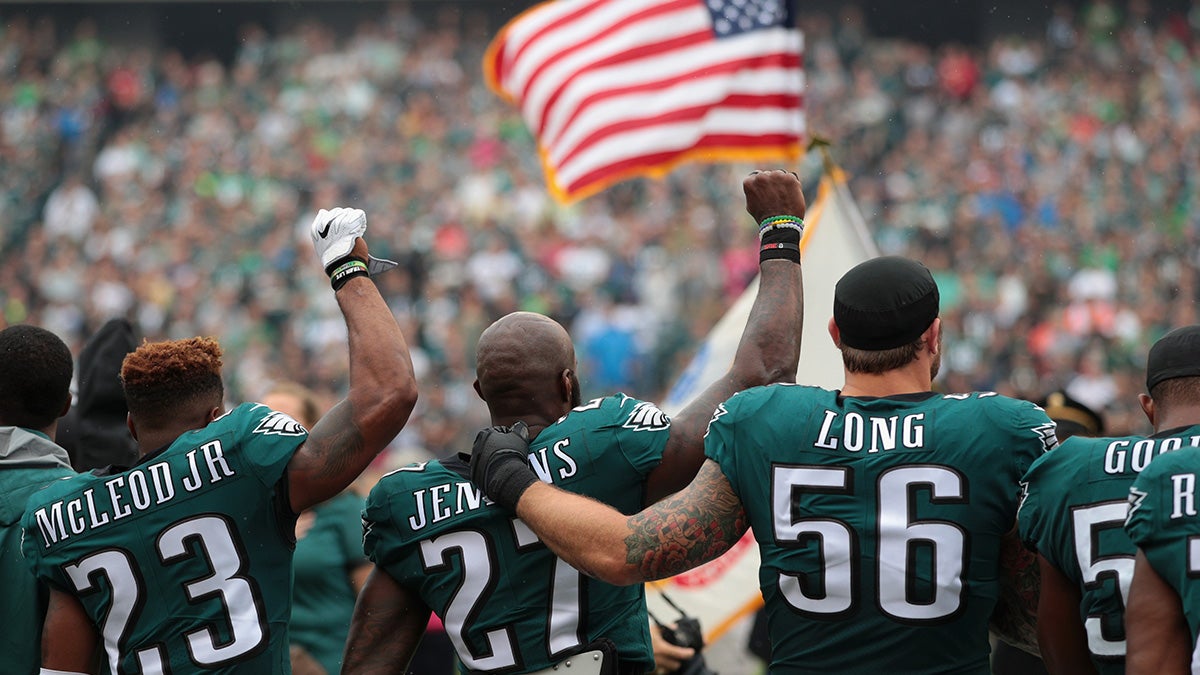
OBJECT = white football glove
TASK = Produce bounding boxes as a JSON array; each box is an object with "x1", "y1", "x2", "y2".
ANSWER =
[{"x1": 311, "y1": 207, "x2": 368, "y2": 271}]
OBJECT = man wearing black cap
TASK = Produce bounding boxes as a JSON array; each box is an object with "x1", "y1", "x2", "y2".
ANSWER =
[
  {"x1": 468, "y1": 255, "x2": 1058, "y2": 673},
  {"x1": 1120, "y1": 326, "x2": 1200, "y2": 674}
]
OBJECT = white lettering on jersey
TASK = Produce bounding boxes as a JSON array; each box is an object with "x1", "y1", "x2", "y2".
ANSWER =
[{"x1": 1171, "y1": 474, "x2": 1198, "y2": 519}]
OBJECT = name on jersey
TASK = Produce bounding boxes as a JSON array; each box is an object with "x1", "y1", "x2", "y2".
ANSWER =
[
  {"x1": 406, "y1": 438, "x2": 580, "y2": 532},
  {"x1": 813, "y1": 410, "x2": 926, "y2": 453},
  {"x1": 32, "y1": 440, "x2": 237, "y2": 549},
  {"x1": 1103, "y1": 435, "x2": 1200, "y2": 475}
]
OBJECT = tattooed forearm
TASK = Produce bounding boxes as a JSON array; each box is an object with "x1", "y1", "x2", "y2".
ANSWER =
[
  {"x1": 990, "y1": 529, "x2": 1040, "y2": 653},
  {"x1": 625, "y1": 462, "x2": 748, "y2": 579},
  {"x1": 305, "y1": 401, "x2": 364, "y2": 479}
]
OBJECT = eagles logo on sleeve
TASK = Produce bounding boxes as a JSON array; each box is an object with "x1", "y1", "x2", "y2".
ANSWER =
[
  {"x1": 254, "y1": 410, "x2": 308, "y2": 436},
  {"x1": 623, "y1": 401, "x2": 670, "y2": 432},
  {"x1": 1031, "y1": 422, "x2": 1059, "y2": 453},
  {"x1": 1016, "y1": 480, "x2": 1031, "y2": 517},
  {"x1": 1127, "y1": 485, "x2": 1149, "y2": 520},
  {"x1": 704, "y1": 402, "x2": 729, "y2": 438}
]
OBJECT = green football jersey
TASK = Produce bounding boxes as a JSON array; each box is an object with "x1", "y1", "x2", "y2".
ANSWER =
[
  {"x1": 290, "y1": 490, "x2": 368, "y2": 674},
  {"x1": 0, "y1": 428, "x2": 75, "y2": 675},
  {"x1": 1019, "y1": 428, "x2": 1200, "y2": 673},
  {"x1": 704, "y1": 385, "x2": 1056, "y2": 674},
  {"x1": 1125, "y1": 430, "x2": 1200, "y2": 668},
  {"x1": 22, "y1": 403, "x2": 308, "y2": 674},
  {"x1": 364, "y1": 394, "x2": 669, "y2": 674}
]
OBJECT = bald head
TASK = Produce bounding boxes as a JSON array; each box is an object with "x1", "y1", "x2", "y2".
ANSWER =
[{"x1": 476, "y1": 312, "x2": 577, "y2": 409}]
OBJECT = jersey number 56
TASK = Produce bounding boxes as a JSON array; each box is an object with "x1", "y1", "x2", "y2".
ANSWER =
[{"x1": 773, "y1": 464, "x2": 968, "y2": 622}]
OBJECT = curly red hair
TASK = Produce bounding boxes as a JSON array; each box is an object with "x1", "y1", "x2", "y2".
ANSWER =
[{"x1": 121, "y1": 337, "x2": 224, "y2": 428}]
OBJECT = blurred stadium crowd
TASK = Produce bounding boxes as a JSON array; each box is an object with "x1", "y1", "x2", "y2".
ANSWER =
[{"x1": 1, "y1": 0, "x2": 1198, "y2": 467}]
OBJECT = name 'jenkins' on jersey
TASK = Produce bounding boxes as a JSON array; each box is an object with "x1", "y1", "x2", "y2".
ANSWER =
[{"x1": 363, "y1": 394, "x2": 672, "y2": 674}]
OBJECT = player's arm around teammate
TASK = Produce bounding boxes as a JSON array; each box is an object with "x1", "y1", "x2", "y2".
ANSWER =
[
  {"x1": 467, "y1": 168, "x2": 811, "y2": 585},
  {"x1": 340, "y1": 170, "x2": 804, "y2": 675}
]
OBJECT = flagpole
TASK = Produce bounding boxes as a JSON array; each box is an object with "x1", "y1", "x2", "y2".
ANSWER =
[{"x1": 806, "y1": 135, "x2": 837, "y2": 177}]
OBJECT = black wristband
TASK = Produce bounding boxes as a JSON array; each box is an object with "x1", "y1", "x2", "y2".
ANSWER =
[
  {"x1": 760, "y1": 227, "x2": 802, "y2": 263},
  {"x1": 327, "y1": 258, "x2": 369, "y2": 291}
]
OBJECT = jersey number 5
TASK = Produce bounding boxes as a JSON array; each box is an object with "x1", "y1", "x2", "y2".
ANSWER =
[
  {"x1": 773, "y1": 464, "x2": 968, "y2": 622},
  {"x1": 63, "y1": 514, "x2": 268, "y2": 673},
  {"x1": 1072, "y1": 500, "x2": 1133, "y2": 657}
]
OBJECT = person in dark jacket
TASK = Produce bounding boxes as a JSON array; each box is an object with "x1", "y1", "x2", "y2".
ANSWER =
[{"x1": 56, "y1": 317, "x2": 139, "y2": 471}]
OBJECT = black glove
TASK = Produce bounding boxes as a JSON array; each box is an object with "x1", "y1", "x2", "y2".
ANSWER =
[{"x1": 467, "y1": 421, "x2": 536, "y2": 510}]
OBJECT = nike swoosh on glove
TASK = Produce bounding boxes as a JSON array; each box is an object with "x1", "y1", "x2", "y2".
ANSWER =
[{"x1": 311, "y1": 207, "x2": 368, "y2": 272}]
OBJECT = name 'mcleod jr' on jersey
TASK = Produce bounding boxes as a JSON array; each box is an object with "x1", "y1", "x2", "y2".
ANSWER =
[{"x1": 22, "y1": 403, "x2": 309, "y2": 674}]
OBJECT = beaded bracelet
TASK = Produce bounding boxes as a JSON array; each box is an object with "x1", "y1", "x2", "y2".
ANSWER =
[
  {"x1": 758, "y1": 215, "x2": 805, "y2": 239},
  {"x1": 759, "y1": 215, "x2": 803, "y2": 264}
]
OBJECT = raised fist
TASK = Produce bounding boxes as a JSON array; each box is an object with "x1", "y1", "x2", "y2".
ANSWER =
[
  {"x1": 310, "y1": 207, "x2": 368, "y2": 272},
  {"x1": 743, "y1": 170, "x2": 807, "y2": 225}
]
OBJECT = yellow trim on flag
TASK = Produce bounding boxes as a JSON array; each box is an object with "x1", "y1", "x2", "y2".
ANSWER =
[{"x1": 482, "y1": 0, "x2": 559, "y2": 104}]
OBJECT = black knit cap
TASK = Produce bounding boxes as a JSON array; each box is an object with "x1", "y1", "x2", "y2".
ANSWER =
[
  {"x1": 834, "y1": 256, "x2": 939, "y2": 350},
  {"x1": 1146, "y1": 325, "x2": 1200, "y2": 391}
]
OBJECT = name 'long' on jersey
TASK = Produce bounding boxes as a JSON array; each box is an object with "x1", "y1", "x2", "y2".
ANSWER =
[
  {"x1": 22, "y1": 403, "x2": 308, "y2": 674},
  {"x1": 1125, "y1": 432, "x2": 1200, "y2": 671},
  {"x1": 1018, "y1": 426, "x2": 1200, "y2": 673},
  {"x1": 363, "y1": 394, "x2": 670, "y2": 674},
  {"x1": 705, "y1": 385, "x2": 1056, "y2": 675}
]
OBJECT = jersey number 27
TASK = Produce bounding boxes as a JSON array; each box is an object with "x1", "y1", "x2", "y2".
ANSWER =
[{"x1": 420, "y1": 517, "x2": 583, "y2": 671}]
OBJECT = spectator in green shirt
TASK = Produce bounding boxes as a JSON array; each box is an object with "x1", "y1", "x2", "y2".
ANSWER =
[{"x1": 264, "y1": 382, "x2": 371, "y2": 675}]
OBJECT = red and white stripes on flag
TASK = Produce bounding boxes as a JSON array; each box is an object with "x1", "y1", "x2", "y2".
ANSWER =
[{"x1": 484, "y1": 0, "x2": 805, "y2": 203}]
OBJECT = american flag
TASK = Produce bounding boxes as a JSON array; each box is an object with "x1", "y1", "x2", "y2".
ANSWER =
[{"x1": 485, "y1": 0, "x2": 805, "y2": 203}]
